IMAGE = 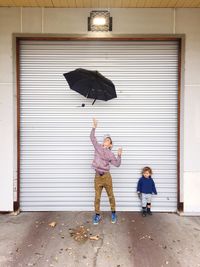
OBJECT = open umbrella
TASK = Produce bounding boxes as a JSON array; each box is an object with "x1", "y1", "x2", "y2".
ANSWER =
[{"x1": 63, "y1": 68, "x2": 117, "y2": 105}]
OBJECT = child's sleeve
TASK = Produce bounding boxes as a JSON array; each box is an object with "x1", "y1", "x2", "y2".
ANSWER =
[
  {"x1": 90, "y1": 128, "x2": 100, "y2": 149},
  {"x1": 109, "y1": 153, "x2": 121, "y2": 167},
  {"x1": 137, "y1": 179, "x2": 141, "y2": 192},
  {"x1": 152, "y1": 179, "x2": 157, "y2": 194}
]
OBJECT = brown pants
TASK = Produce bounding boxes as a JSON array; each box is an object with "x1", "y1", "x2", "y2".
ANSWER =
[{"x1": 94, "y1": 172, "x2": 116, "y2": 213}]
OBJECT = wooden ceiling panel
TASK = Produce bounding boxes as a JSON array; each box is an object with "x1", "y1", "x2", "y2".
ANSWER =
[
  {"x1": 12, "y1": 0, "x2": 38, "y2": 6},
  {"x1": 175, "y1": 0, "x2": 188, "y2": 7},
  {"x1": 36, "y1": 0, "x2": 53, "y2": 7},
  {"x1": 65, "y1": 0, "x2": 76, "y2": 8},
  {"x1": 98, "y1": 0, "x2": 110, "y2": 8},
  {"x1": 52, "y1": 0, "x2": 69, "y2": 8},
  {"x1": 0, "y1": 0, "x2": 200, "y2": 8},
  {"x1": 82, "y1": 0, "x2": 92, "y2": 8},
  {"x1": 0, "y1": 0, "x2": 13, "y2": 6},
  {"x1": 90, "y1": 0, "x2": 99, "y2": 8}
]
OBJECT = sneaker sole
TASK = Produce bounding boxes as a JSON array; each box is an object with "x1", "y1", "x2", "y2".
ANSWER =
[{"x1": 93, "y1": 218, "x2": 101, "y2": 225}]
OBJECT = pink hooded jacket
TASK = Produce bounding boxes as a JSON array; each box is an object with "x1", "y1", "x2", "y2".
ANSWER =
[{"x1": 90, "y1": 128, "x2": 121, "y2": 173}]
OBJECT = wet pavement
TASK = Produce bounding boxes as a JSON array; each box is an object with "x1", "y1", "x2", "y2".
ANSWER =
[{"x1": 0, "y1": 211, "x2": 200, "y2": 267}]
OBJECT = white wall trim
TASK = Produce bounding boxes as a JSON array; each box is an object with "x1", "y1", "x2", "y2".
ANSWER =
[
  {"x1": 20, "y1": 7, "x2": 23, "y2": 33},
  {"x1": 41, "y1": 7, "x2": 44, "y2": 33},
  {"x1": 173, "y1": 8, "x2": 176, "y2": 34},
  {"x1": 0, "y1": 83, "x2": 13, "y2": 85},
  {"x1": 178, "y1": 211, "x2": 200, "y2": 216},
  {"x1": 185, "y1": 84, "x2": 200, "y2": 87}
]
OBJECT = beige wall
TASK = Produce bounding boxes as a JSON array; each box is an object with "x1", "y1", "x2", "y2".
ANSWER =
[
  {"x1": 175, "y1": 9, "x2": 200, "y2": 213},
  {"x1": 0, "y1": 7, "x2": 199, "y2": 212}
]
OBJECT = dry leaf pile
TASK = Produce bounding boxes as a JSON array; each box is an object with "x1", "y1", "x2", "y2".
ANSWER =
[
  {"x1": 69, "y1": 225, "x2": 89, "y2": 242},
  {"x1": 69, "y1": 225, "x2": 100, "y2": 243}
]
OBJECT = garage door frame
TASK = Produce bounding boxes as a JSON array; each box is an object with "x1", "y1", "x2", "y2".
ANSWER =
[{"x1": 14, "y1": 34, "x2": 184, "y2": 212}]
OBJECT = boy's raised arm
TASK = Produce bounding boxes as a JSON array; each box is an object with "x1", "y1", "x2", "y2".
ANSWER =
[
  {"x1": 90, "y1": 118, "x2": 99, "y2": 148},
  {"x1": 92, "y1": 118, "x2": 97, "y2": 129}
]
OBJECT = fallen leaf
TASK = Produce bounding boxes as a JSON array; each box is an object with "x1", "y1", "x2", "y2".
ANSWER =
[
  {"x1": 65, "y1": 247, "x2": 72, "y2": 251},
  {"x1": 49, "y1": 222, "x2": 57, "y2": 228},
  {"x1": 10, "y1": 209, "x2": 20, "y2": 216},
  {"x1": 89, "y1": 235, "x2": 100, "y2": 241},
  {"x1": 139, "y1": 234, "x2": 151, "y2": 240},
  {"x1": 69, "y1": 225, "x2": 89, "y2": 242}
]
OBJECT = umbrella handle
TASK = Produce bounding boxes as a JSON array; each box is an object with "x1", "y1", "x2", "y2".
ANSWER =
[
  {"x1": 86, "y1": 88, "x2": 91, "y2": 98},
  {"x1": 92, "y1": 99, "x2": 97, "y2": 105}
]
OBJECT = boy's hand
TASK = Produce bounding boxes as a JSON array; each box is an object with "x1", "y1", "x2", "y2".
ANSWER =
[
  {"x1": 93, "y1": 118, "x2": 98, "y2": 128},
  {"x1": 118, "y1": 148, "x2": 122, "y2": 156},
  {"x1": 137, "y1": 192, "x2": 141, "y2": 198}
]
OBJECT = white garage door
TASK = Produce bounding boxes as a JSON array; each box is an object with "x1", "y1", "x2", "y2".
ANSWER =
[{"x1": 19, "y1": 39, "x2": 178, "y2": 211}]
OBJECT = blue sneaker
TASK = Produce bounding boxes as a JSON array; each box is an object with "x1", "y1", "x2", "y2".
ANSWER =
[
  {"x1": 93, "y1": 214, "x2": 101, "y2": 225},
  {"x1": 111, "y1": 212, "x2": 117, "y2": 224}
]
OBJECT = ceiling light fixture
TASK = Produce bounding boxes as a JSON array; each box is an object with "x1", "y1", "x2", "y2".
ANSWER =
[{"x1": 88, "y1": 10, "x2": 112, "y2": 32}]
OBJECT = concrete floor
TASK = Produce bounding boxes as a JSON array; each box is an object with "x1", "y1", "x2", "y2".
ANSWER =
[{"x1": 0, "y1": 212, "x2": 200, "y2": 267}]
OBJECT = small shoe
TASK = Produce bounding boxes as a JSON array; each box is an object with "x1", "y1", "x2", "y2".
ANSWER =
[
  {"x1": 111, "y1": 212, "x2": 117, "y2": 224},
  {"x1": 147, "y1": 210, "x2": 152, "y2": 215},
  {"x1": 142, "y1": 210, "x2": 147, "y2": 217},
  {"x1": 93, "y1": 214, "x2": 101, "y2": 225}
]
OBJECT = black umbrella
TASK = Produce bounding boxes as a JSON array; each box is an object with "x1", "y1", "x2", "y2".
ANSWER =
[{"x1": 63, "y1": 68, "x2": 117, "y2": 105}]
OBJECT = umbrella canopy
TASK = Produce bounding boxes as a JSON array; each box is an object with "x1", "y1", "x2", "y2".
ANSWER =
[{"x1": 63, "y1": 68, "x2": 117, "y2": 104}]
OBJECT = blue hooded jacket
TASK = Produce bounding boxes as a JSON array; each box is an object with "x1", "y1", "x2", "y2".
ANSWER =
[{"x1": 137, "y1": 176, "x2": 157, "y2": 194}]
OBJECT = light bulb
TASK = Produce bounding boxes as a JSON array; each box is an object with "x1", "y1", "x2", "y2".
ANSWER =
[{"x1": 93, "y1": 17, "x2": 106, "y2": 26}]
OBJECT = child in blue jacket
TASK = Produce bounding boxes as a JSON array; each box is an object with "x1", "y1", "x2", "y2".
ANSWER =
[{"x1": 137, "y1": 166, "x2": 157, "y2": 217}]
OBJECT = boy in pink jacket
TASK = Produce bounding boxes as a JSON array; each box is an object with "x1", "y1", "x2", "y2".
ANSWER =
[{"x1": 90, "y1": 118, "x2": 122, "y2": 225}]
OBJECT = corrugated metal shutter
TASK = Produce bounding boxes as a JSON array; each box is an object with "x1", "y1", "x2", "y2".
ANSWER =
[{"x1": 19, "y1": 40, "x2": 178, "y2": 211}]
